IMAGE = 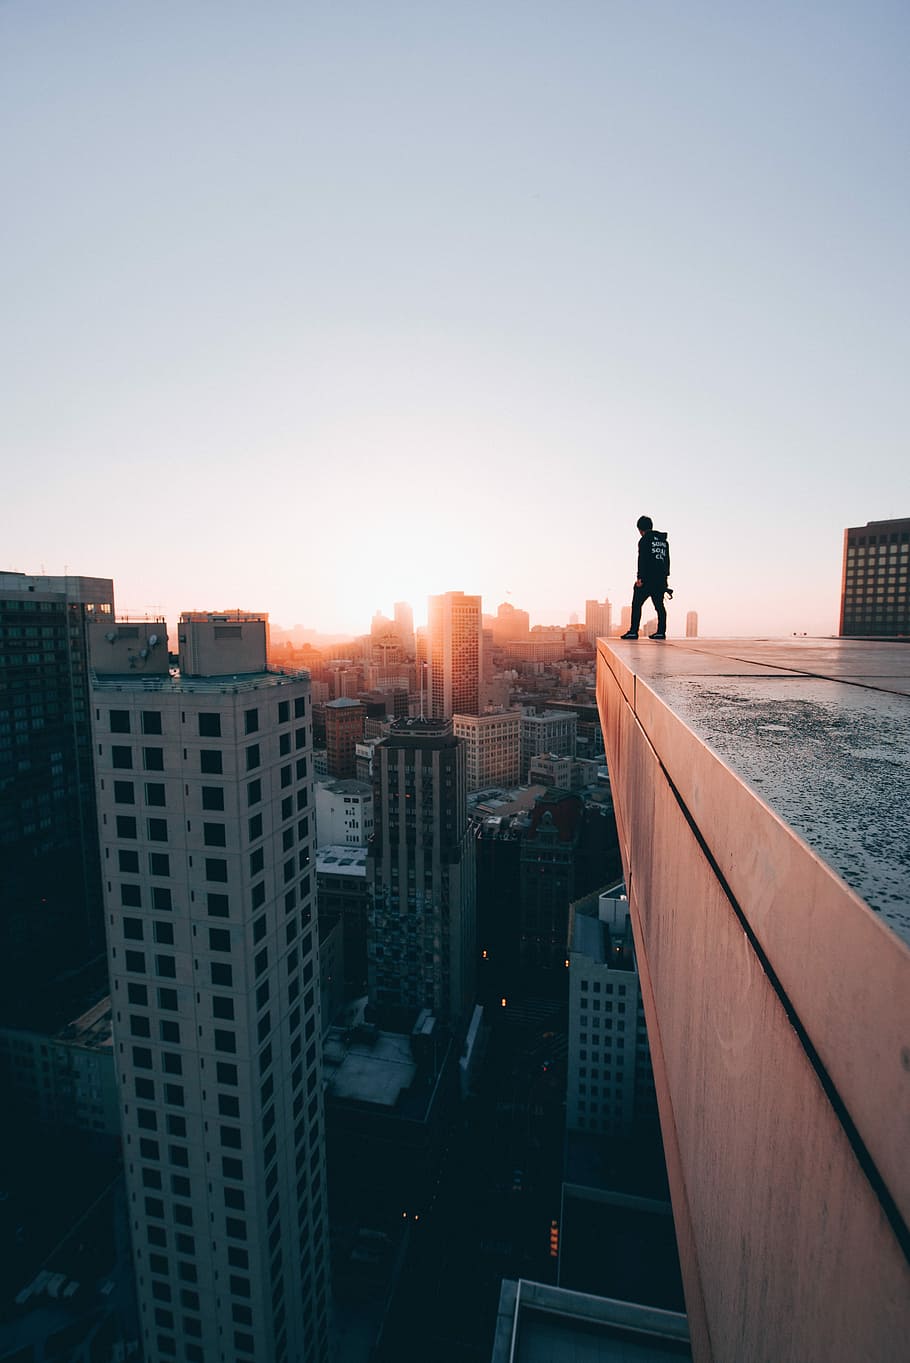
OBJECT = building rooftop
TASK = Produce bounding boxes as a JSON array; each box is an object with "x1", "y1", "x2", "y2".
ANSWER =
[
  {"x1": 326, "y1": 697, "x2": 364, "y2": 709},
  {"x1": 315, "y1": 846, "x2": 368, "y2": 877},
  {"x1": 316, "y1": 777, "x2": 373, "y2": 797},
  {"x1": 491, "y1": 1280, "x2": 690, "y2": 1362},
  {"x1": 323, "y1": 1027, "x2": 417, "y2": 1108},
  {"x1": 609, "y1": 638, "x2": 910, "y2": 945},
  {"x1": 91, "y1": 666, "x2": 306, "y2": 695}
]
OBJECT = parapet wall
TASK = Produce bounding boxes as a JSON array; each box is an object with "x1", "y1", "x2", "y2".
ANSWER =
[{"x1": 596, "y1": 638, "x2": 910, "y2": 1363}]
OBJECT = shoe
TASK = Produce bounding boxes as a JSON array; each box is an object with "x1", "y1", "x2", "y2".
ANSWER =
[
  {"x1": 649, "y1": 632, "x2": 666, "y2": 640},
  {"x1": 620, "y1": 631, "x2": 638, "y2": 640}
]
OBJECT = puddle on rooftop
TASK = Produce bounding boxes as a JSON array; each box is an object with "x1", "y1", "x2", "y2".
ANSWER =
[{"x1": 653, "y1": 676, "x2": 910, "y2": 947}]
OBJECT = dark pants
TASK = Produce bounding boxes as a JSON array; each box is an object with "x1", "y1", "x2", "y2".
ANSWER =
[{"x1": 630, "y1": 582, "x2": 667, "y2": 634}]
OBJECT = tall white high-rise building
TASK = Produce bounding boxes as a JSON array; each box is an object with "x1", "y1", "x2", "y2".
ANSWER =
[
  {"x1": 90, "y1": 611, "x2": 330, "y2": 1363},
  {"x1": 585, "y1": 599, "x2": 611, "y2": 646},
  {"x1": 427, "y1": 591, "x2": 482, "y2": 720}
]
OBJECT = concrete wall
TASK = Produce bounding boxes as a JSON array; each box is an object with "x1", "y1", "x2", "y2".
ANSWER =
[{"x1": 596, "y1": 640, "x2": 910, "y2": 1363}]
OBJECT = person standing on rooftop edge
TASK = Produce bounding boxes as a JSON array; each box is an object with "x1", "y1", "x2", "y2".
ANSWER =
[{"x1": 621, "y1": 515, "x2": 671, "y2": 639}]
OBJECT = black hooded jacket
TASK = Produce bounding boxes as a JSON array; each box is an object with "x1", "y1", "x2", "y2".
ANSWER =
[{"x1": 637, "y1": 530, "x2": 670, "y2": 586}]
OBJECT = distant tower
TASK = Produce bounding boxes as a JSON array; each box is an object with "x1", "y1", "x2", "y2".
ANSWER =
[
  {"x1": 585, "y1": 599, "x2": 612, "y2": 646},
  {"x1": 0, "y1": 571, "x2": 114, "y2": 1024},
  {"x1": 492, "y1": 602, "x2": 530, "y2": 645},
  {"x1": 840, "y1": 517, "x2": 910, "y2": 636},
  {"x1": 620, "y1": 605, "x2": 632, "y2": 635},
  {"x1": 325, "y1": 697, "x2": 365, "y2": 778},
  {"x1": 427, "y1": 592, "x2": 483, "y2": 720},
  {"x1": 686, "y1": 611, "x2": 699, "y2": 638},
  {"x1": 91, "y1": 611, "x2": 330, "y2": 1363},
  {"x1": 368, "y1": 718, "x2": 476, "y2": 1027},
  {"x1": 394, "y1": 600, "x2": 415, "y2": 656}
]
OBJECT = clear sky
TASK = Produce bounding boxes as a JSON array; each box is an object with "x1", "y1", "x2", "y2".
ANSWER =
[{"x1": 3, "y1": 1, "x2": 908, "y2": 637}]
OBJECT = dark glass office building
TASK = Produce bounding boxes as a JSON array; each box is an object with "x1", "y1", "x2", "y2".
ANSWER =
[
  {"x1": 839, "y1": 518, "x2": 910, "y2": 637},
  {"x1": 0, "y1": 572, "x2": 114, "y2": 1023}
]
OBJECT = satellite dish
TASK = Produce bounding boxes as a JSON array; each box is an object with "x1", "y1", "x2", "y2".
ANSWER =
[
  {"x1": 148, "y1": 634, "x2": 159, "y2": 647},
  {"x1": 105, "y1": 631, "x2": 117, "y2": 643}
]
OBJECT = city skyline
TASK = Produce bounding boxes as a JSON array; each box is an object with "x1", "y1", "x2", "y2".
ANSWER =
[{"x1": 4, "y1": 3, "x2": 908, "y2": 640}]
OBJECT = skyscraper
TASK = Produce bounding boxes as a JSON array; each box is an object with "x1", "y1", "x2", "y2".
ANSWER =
[
  {"x1": 426, "y1": 591, "x2": 482, "y2": 719},
  {"x1": 367, "y1": 718, "x2": 476, "y2": 1028},
  {"x1": 584, "y1": 599, "x2": 611, "y2": 647},
  {"x1": 324, "y1": 697, "x2": 364, "y2": 778},
  {"x1": 393, "y1": 600, "x2": 415, "y2": 656},
  {"x1": 840, "y1": 516, "x2": 910, "y2": 636},
  {"x1": 91, "y1": 610, "x2": 330, "y2": 1363},
  {"x1": 0, "y1": 571, "x2": 114, "y2": 1023},
  {"x1": 686, "y1": 611, "x2": 698, "y2": 638}
]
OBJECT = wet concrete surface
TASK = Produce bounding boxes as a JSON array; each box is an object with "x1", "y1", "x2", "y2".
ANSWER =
[{"x1": 610, "y1": 639, "x2": 910, "y2": 945}]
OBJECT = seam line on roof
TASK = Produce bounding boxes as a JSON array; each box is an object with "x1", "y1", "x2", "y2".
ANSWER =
[{"x1": 654, "y1": 745, "x2": 910, "y2": 1268}]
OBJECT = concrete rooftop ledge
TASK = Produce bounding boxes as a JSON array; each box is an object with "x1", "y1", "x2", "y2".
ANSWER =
[{"x1": 596, "y1": 638, "x2": 910, "y2": 1363}]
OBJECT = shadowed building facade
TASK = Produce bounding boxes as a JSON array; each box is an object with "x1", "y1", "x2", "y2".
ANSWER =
[
  {"x1": 839, "y1": 516, "x2": 910, "y2": 636},
  {"x1": 0, "y1": 572, "x2": 114, "y2": 1025},
  {"x1": 367, "y1": 718, "x2": 476, "y2": 1029}
]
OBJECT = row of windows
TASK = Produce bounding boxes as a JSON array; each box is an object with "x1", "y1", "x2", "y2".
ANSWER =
[{"x1": 108, "y1": 695, "x2": 306, "y2": 738}]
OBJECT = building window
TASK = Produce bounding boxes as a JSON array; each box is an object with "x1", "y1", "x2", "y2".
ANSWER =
[
  {"x1": 244, "y1": 708, "x2": 259, "y2": 734},
  {"x1": 148, "y1": 818, "x2": 168, "y2": 842},
  {"x1": 119, "y1": 849, "x2": 140, "y2": 873},
  {"x1": 247, "y1": 778, "x2": 262, "y2": 806},
  {"x1": 200, "y1": 749, "x2": 223, "y2": 775},
  {"x1": 209, "y1": 928, "x2": 231, "y2": 952},
  {"x1": 121, "y1": 884, "x2": 142, "y2": 908},
  {"x1": 152, "y1": 886, "x2": 173, "y2": 911},
  {"x1": 110, "y1": 710, "x2": 131, "y2": 733},
  {"x1": 206, "y1": 858, "x2": 228, "y2": 883},
  {"x1": 143, "y1": 747, "x2": 165, "y2": 772},
  {"x1": 114, "y1": 780, "x2": 135, "y2": 804},
  {"x1": 207, "y1": 893, "x2": 230, "y2": 917},
  {"x1": 149, "y1": 852, "x2": 170, "y2": 876},
  {"x1": 142, "y1": 710, "x2": 162, "y2": 735},
  {"x1": 145, "y1": 782, "x2": 166, "y2": 807},
  {"x1": 204, "y1": 822, "x2": 227, "y2": 847},
  {"x1": 125, "y1": 950, "x2": 146, "y2": 973},
  {"x1": 202, "y1": 786, "x2": 224, "y2": 811},
  {"x1": 246, "y1": 744, "x2": 260, "y2": 771},
  {"x1": 198, "y1": 713, "x2": 221, "y2": 738},
  {"x1": 112, "y1": 745, "x2": 133, "y2": 769}
]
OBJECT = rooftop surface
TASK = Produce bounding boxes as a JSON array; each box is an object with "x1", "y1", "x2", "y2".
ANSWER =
[
  {"x1": 492, "y1": 1281, "x2": 690, "y2": 1363},
  {"x1": 608, "y1": 638, "x2": 910, "y2": 946},
  {"x1": 323, "y1": 1027, "x2": 417, "y2": 1108},
  {"x1": 91, "y1": 667, "x2": 306, "y2": 694}
]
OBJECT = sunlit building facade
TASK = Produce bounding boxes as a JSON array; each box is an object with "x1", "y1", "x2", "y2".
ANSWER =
[
  {"x1": 427, "y1": 591, "x2": 483, "y2": 720},
  {"x1": 452, "y1": 710, "x2": 521, "y2": 791},
  {"x1": 584, "y1": 599, "x2": 611, "y2": 647},
  {"x1": 324, "y1": 696, "x2": 364, "y2": 778},
  {"x1": 91, "y1": 612, "x2": 329, "y2": 1363}
]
